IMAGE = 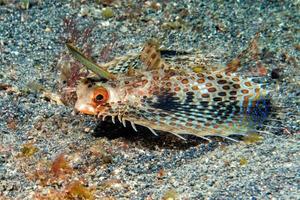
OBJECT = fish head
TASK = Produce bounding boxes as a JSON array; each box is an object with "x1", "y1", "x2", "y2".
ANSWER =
[{"x1": 75, "y1": 78, "x2": 124, "y2": 116}]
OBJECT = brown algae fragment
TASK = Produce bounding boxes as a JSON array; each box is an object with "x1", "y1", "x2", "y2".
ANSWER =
[
  {"x1": 161, "y1": 19, "x2": 187, "y2": 30},
  {"x1": 239, "y1": 157, "x2": 248, "y2": 166},
  {"x1": 102, "y1": 7, "x2": 114, "y2": 19},
  {"x1": 99, "y1": 179, "x2": 122, "y2": 190},
  {"x1": 28, "y1": 154, "x2": 74, "y2": 186},
  {"x1": 6, "y1": 118, "x2": 17, "y2": 130},
  {"x1": 66, "y1": 181, "x2": 94, "y2": 200},
  {"x1": 26, "y1": 81, "x2": 45, "y2": 92},
  {"x1": 20, "y1": 143, "x2": 38, "y2": 157},
  {"x1": 294, "y1": 44, "x2": 300, "y2": 51},
  {"x1": 20, "y1": 0, "x2": 30, "y2": 10},
  {"x1": 162, "y1": 189, "x2": 178, "y2": 200},
  {"x1": 157, "y1": 168, "x2": 165, "y2": 179},
  {"x1": 51, "y1": 154, "x2": 73, "y2": 176},
  {"x1": 0, "y1": 83, "x2": 12, "y2": 90},
  {"x1": 242, "y1": 133, "x2": 263, "y2": 144},
  {"x1": 95, "y1": 0, "x2": 115, "y2": 6},
  {"x1": 34, "y1": 181, "x2": 94, "y2": 200}
]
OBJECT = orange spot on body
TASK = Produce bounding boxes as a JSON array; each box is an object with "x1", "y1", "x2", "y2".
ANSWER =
[
  {"x1": 142, "y1": 79, "x2": 149, "y2": 85},
  {"x1": 241, "y1": 89, "x2": 249, "y2": 94},
  {"x1": 233, "y1": 84, "x2": 241, "y2": 89},
  {"x1": 197, "y1": 78, "x2": 205, "y2": 83},
  {"x1": 166, "y1": 82, "x2": 172, "y2": 87},
  {"x1": 208, "y1": 87, "x2": 217, "y2": 92},
  {"x1": 181, "y1": 79, "x2": 189, "y2": 84},
  {"x1": 244, "y1": 82, "x2": 252, "y2": 87},
  {"x1": 232, "y1": 77, "x2": 240, "y2": 82},
  {"x1": 217, "y1": 80, "x2": 227, "y2": 84},
  {"x1": 174, "y1": 87, "x2": 181, "y2": 91},
  {"x1": 222, "y1": 85, "x2": 230, "y2": 90},
  {"x1": 197, "y1": 73, "x2": 204, "y2": 78},
  {"x1": 201, "y1": 93, "x2": 210, "y2": 98},
  {"x1": 216, "y1": 74, "x2": 223, "y2": 78},
  {"x1": 192, "y1": 86, "x2": 199, "y2": 90},
  {"x1": 207, "y1": 76, "x2": 215, "y2": 80},
  {"x1": 205, "y1": 83, "x2": 213, "y2": 87}
]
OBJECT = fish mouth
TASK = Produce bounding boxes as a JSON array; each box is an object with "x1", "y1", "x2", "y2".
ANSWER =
[{"x1": 75, "y1": 103, "x2": 97, "y2": 115}]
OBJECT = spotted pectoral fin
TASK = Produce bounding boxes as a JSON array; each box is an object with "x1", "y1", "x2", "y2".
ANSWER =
[
  {"x1": 137, "y1": 91, "x2": 271, "y2": 138},
  {"x1": 128, "y1": 104, "x2": 253, "y2": 141}
]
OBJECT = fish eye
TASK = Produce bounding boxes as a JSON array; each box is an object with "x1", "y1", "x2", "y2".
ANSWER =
[
  {"x1": 95, "y1": 94, "x2": 104, "y2": 102},
  {"x1": 93, "y1": 87, "x2": 109, "y2": 104}
]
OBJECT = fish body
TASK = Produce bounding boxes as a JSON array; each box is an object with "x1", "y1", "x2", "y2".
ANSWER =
[
  {"x1": 75, "y1": 68, "x2": 271, "y2": 138},
  {"x1": 68, "y1": 41, "x2": 272, "y2": 139}
]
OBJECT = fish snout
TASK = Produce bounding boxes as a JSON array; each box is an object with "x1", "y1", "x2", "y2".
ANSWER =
[{"x1": 75, "y1": 102, "x2": 97, "y2": 115}]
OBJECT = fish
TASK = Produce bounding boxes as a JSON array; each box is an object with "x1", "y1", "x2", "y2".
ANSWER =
[
  {"x1": 68, "y1": 42, "x2": 274, "y2": 141},
  {"x1": 75, "y1": 69, "x2": 271, "y2": 140}
]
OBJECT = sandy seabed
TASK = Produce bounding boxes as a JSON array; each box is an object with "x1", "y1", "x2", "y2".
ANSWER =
[{"x1": 0, "y1": 0, "x2": 299, "y2": 199}]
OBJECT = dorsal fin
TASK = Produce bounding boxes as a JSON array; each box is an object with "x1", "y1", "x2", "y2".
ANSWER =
[
  {"x1": 213, "y1": 33, "x2": 261, "y2": 75},
  {"x1": 211, "y1": 58, "x2": 241, "y2": 75},
  {"x1": 225, "y1": 58, "x2": 241, "y2": 73},
  {"x1": 140, "y1": 39, "x2": 170, "y2": 71},
  {"x1": 102, "y1": 53, "x2": 142, "y2": 74}
]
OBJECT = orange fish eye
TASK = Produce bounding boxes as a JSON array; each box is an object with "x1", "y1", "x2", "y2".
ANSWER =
[{"x1": 93, "y1": 87, "x2": 109, "y2": 104}]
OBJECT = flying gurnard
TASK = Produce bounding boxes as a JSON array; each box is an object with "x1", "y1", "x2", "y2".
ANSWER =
[{"x1": 66, "y1": 41, "x2": 273, "y2": 141}]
